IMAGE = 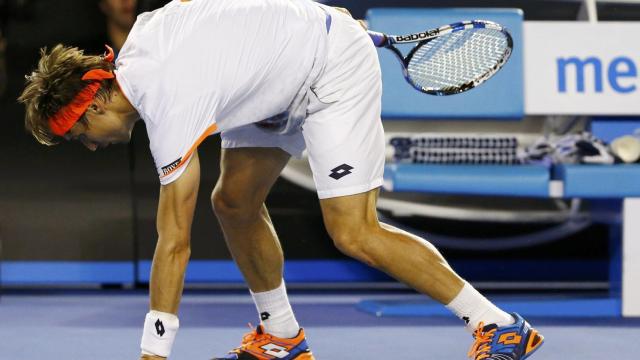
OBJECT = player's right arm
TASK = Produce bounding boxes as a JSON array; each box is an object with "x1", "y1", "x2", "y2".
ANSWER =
[{"x1": 140, "y1": 151, "x2": 201, "y2": 360}]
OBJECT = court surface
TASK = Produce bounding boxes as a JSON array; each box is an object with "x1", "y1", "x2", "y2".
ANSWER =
[{"x1": 1, "y1": 291, "x2": 639, "y2": 359}]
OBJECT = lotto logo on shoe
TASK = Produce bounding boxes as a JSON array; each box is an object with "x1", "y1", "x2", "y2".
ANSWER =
[
  {"x1": 498, "y1": 332, "x2": 522, "y2": 345},
  {"x1": 260, "y1": 343, "x2": 290, "y2": 358},
  {"x1": 329, "y1": 164, "x2": 354, "y2": 180},
  {"x1": 155, "y1": 319, "x2": 165, "y2": 337}
]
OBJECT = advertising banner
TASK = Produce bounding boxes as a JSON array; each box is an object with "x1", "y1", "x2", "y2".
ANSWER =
[{"x1": 525, "y1": 22, "x2": 640, "y2": 115}]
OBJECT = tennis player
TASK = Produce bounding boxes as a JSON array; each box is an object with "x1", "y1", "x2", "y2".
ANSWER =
[{"x1": 19, "y1": 0, "x2": 544, "y2": 359}]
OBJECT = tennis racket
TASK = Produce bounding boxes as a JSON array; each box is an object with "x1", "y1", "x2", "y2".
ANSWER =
[{"x1": 368, "y1": 20, "x2": 513, "y2": 96}]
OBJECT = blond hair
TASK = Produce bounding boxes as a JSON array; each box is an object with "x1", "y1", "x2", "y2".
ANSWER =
[{"x1": 18, "y1": 44, "x2": 115, "y2": 145}]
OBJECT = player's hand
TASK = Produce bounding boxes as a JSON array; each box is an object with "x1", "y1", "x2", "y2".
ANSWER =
[
  {"x1": 332, "y1": 7, "x2": 368, "y2": 30},
  {"x1": 140, "y1": 355, "x2": 165, "y2": 360}
]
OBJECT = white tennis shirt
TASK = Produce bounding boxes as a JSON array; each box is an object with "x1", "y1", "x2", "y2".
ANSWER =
[{"x1": 115, "y1": 0, "x2": 329, "y2": 184}]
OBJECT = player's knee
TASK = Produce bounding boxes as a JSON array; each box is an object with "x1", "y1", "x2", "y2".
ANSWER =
[
  {"x1": 157, "y1": 235, "x2": 191, "y2": 262},
  {"x1": 164, "y1": 242, "x2": 191, "y2": 260},
  {"x1": 211, "y1": 187, "x2": 241, "y2": 217},
  {"x1": 211, "y1": 186, "x2": 260, "y2": 224},
  {"x1": 327, "y1": 222, "x2": 380, "y2": 267}
]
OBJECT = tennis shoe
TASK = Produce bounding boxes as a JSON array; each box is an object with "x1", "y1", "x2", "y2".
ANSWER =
[
  {"x1": 468, "y1": 313, "x2": 544, "y2": 360},
  {"x1": 212, "y1": 324, "x2": 314, "y2": 360}
]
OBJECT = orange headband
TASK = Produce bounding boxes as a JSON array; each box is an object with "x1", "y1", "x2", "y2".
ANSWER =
[{"x1": 48, "y1": 45, "x2": 116, "y2": 136}]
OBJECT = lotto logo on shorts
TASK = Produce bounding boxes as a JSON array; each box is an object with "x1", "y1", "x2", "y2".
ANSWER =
[{"x1": 329, "y1": 164, "x2": 354, "y2": 180}]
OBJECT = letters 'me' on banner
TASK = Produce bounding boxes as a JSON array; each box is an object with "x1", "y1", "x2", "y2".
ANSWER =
[{"x1": 524, "y1": 22, "x2": 640, "y2": 115}]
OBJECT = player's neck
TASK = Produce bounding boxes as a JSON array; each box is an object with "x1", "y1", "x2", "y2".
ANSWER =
[{"x1": 108, "y1": 85, "x2": 140, "y2": 129}]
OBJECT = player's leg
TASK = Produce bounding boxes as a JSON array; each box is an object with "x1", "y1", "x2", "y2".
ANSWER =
[
  {"x1": 320, "y1": 189, "x2": 463, "y2": 303},
  {"x1": 304, "y1": 8, "x2": 543, "y2": 359},
  {"x1": 212, "y1": 146, "x2": 304, "y2": 337},
  {"x1": 306, "y1": 5, "x2": 511, "y2": 324},
  {"x1": 211, "y1": 146, "x2": 289, "y2": 293},
  {"x1": 319, "y1": 189, "x2": 544, "y2": 360},
  {"x1": 319, "y1": 189, "x2": 505, "y2": 314},
  {"x1": 211, "y1": 128, "x2": 314, "y2": 360}
]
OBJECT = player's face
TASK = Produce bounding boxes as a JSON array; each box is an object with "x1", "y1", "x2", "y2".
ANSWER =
[{"x1": 64, "y1": 111, "x2": 133, "y2": 151}]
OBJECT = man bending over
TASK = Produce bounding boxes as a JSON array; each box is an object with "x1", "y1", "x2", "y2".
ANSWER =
[{"x1": 19, "y1": 0, "x2": 544, "y2": 359}]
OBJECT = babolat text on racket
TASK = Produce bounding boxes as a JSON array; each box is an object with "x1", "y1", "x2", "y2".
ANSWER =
[{"x1": 368, "y1": 20, "x2": 513, "y2": 95}]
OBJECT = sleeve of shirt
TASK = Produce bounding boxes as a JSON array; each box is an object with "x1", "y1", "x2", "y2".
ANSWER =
[
  {"x1": 117, "y1": 46, "x2": 219, "y2": 185},
  {"x1": 147, "y1": 118, "x2": 219, "y2": 186}
]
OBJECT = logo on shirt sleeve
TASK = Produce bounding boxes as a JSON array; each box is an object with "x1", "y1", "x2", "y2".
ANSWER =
[{"x1": 161, "y1": 157, "x2": 182, "y2": 176}]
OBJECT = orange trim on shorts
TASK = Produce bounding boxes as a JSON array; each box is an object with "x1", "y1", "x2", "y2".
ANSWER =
[{"x1": 159, "y1": 123, "x2": 219, "y2": 179}]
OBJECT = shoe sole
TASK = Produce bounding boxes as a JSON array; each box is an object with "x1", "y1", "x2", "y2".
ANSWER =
[{"x1": 295, "y1": 352, "x2": 315, "y2": 360}]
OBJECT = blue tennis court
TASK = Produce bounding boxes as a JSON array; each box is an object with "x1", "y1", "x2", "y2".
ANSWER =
[{"x1": 2, "y1": 291, "x2": 639, "y2": 359}]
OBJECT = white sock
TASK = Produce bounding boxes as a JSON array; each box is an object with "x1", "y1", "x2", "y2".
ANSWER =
[
  {"x1": 445, "y1": 282, "x2": 514, "y2": 333},
  {"x1": 250, "y1": 279, "x2": 300, "y2": 339}
]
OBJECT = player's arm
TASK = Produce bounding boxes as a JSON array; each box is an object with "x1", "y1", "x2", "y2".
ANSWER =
[{"x1": 140, "y1": 151, "x2": 201, "y2": 360}]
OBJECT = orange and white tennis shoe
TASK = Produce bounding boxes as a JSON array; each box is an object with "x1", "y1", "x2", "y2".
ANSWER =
[
  {"x1": 212, "y1": 324, "x2": 314, "y2": 360},
  {"x1": 468, "y1": 313, "x2": 544, "y2": 360}
]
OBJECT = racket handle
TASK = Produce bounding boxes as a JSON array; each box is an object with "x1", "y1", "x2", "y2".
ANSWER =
[{"x1": 367, "y1": 31, "x2": 389, "y2": 47}]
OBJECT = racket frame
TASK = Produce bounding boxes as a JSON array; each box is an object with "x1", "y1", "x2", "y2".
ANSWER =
[{"x1": 368, "y1": 20, "x2": 513, "y2": 96}]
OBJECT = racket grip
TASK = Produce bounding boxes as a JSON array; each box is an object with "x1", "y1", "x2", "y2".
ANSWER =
[{"x1": 367, "y1": 31, "x2": 388, "y2": 47}]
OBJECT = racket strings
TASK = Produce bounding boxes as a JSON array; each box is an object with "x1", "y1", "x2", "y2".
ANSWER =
[
  {"x1": 407, "y1": 28, "x2": 508, "y2": 93},
  {"x1": 415, "y1": 31, "x2": 502, "y2": 82}
]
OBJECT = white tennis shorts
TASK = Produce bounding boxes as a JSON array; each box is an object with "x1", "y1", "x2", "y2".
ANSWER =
[{"x1": 221, "y1": 7, "x2": 385, "y2": 199}]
